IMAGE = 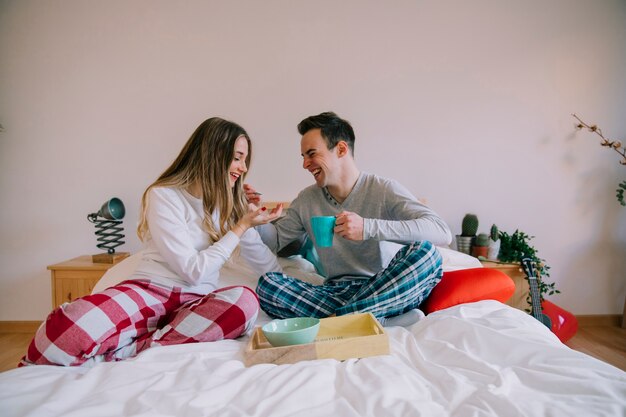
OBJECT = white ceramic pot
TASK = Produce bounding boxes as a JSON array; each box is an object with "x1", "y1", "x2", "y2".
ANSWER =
[{"x1": 487, "y1": 239, "x2": 501, "y2": 260}]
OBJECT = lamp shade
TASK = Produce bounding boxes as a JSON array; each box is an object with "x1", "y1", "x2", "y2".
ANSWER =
[{"x1": 97, "y1": 197, "x2": 125, "y2": 220}]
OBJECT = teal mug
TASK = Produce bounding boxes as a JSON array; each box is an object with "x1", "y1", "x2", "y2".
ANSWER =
[{"x1": 311, "y1": 216, "x2": 336, "y2": 247}]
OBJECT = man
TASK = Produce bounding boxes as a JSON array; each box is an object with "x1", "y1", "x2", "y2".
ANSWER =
[{"x1": 256, "y1": 112, "x2": 451, "y2": 326}]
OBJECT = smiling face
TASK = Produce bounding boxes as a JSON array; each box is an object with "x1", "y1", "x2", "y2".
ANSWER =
[
  {"x1": 301, "y1": 128, "x2": 340, "y2": 188},
  {"x1": 229, "y1": 135, "x2": 249, "y2": 188}
]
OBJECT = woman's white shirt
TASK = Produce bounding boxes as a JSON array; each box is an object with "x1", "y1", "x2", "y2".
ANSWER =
[{"x1": 131, "y1": 187, "x2": 281, "y2": 294}]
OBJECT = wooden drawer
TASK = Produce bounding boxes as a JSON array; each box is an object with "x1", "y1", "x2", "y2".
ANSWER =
[
  {"x1": 47, "y1": 255, "x2": 128, "y2": 308},
  {"x1": 51, "y1": 270, "x2": 105, "y2": 306}
]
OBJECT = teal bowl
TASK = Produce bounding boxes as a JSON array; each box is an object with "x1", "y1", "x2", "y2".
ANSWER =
[{"x1": 261, "y1": 317, "x2": 321, "y2": 347}]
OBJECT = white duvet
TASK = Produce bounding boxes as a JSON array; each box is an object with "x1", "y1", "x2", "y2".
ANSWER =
[{"x1": 1, "y1": 300, "x2": 625, "y2": 417}]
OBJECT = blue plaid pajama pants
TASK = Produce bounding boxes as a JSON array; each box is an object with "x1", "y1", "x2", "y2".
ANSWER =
[{"x1": 256, "y1": 241, "x2": 443, "y2": 320}]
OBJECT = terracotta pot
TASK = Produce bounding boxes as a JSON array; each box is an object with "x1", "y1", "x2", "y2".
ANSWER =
[{"x1": 471, "y1": 246, "x2": 488, "y2": 258}]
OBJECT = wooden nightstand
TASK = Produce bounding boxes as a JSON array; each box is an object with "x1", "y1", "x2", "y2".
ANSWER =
[
  {"x1": 47, "y1": 254, "x2": 129, "y2": 308},
  {"x1": 481, "y1": 261, "x2": 531, "y2": 311}
]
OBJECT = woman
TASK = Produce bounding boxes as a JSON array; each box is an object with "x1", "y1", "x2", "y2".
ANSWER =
[{"x1": 21, "y1": 117, "x2": 283, "y2": 366}]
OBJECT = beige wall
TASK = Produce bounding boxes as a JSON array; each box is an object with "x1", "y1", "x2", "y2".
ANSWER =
[{"x1": 1, "y1": 0, "x2": 625, "y2": 319}]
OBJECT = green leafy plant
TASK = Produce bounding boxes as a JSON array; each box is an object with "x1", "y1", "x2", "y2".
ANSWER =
[
  {"x1": 498, "y1": 230, "x2": 560, "y2": 305},
  {"x1": 617, "y1": 180, "x2": 626, "y2": 207}
]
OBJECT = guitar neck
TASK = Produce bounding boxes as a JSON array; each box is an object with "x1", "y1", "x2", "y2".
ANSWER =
[
  {"x1": 521, "y1": 258, "x2": 552, "y2": 329},
  {"x1": 522, "y1": 258, "x2": 543, "y2": 320},
  {"x1": 528, "y1": 277, "x2": 543, "y2": 320}
]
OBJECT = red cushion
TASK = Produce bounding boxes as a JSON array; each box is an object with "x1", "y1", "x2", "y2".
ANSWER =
[{"x1": 423, "y1": 268, "x2": 515, "y2": 314}]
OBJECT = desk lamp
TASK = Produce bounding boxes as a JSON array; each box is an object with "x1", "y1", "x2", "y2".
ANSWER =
[{"x1": 87, "y1": 197, "x2": 130, "y2": 263}]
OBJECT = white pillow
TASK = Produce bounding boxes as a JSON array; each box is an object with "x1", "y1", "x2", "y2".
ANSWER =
[
  {"x1": 92, "y1": 251, "x2": 144, "y2": 294},
  {"x1": 437, "y1": 246, "x2": 483, "y2": 271},
  {"x1": 92, "y1": 247, "x2": 478, "y2": 294}
]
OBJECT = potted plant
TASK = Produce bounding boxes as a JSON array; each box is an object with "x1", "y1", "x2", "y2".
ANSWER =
[
  {"x1": 456, "y1": 213, "x2": 478, "y2": 254},
  {"x1": 497, "y1": 229, "x2": 560, "y2": 305},
  {"x1": 487, "y1": 224, "x2": 500, "y2": 260},
  {"x1": 471, "y1": 233, "x2": 489, "y2": 258}
]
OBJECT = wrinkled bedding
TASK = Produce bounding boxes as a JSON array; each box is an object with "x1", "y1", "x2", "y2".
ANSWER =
[{"x1": 1, "y1": 300, "x2": 625, "y2": 417}]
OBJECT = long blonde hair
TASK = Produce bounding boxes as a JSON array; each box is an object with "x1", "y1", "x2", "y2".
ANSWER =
[{"x1": 137, "y1": 117, "x2": 251, "y2": 243}]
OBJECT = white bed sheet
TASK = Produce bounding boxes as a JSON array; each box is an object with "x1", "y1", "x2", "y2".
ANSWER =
[{"x1": 1, "y1": 300, "x2": 625, "y2": 417}]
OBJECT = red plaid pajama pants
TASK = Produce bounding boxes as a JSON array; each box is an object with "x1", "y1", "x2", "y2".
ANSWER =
[{"x1": 20, "y1": 279, "x2": 259, "y2": 367}]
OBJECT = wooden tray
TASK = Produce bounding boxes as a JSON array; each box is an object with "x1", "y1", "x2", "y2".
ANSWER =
[{"x1": 244, "y1": 312, "x2": 389, "y2": 366}]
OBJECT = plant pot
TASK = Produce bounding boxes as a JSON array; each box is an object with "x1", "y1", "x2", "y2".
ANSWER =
[
  {"x1": 456, "y1": 235, "x2": 473, "y2": 255},
  {"x1": 487, "y1": 239, "x2": 500, "y2": 261},
  {"x1": 471, "y1": 246, "x2": 488, "y2": 258}
]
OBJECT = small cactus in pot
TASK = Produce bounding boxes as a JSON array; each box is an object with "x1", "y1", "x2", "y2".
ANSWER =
[
  {"x1": 461, "y1": 214, "x2": 479, "y2": 237},
  {"x1": 456, "y1": 213, "x2": 479, "y2": 254},
  {"x1": 490, "y1": 224, "x2": 499, "y2": 241},
  {"x1": 475, "y1": 233, "x2": 490, "y2": 247},
  {"x1": 471, "y1": 232, "x2": 490, "y2": 258},
  {"x1": 487, "y1": 223, "x2": 501, "y2": 260}
]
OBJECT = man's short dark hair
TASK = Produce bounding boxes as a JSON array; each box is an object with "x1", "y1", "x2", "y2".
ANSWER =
[{"x1": 297, "y1": 111, "x2": 355, "y2": 154}]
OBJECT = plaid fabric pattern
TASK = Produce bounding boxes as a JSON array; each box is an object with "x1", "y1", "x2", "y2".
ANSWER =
[
  {"x1": 20, "y1": 280, "x2": 258, "y2": 367},
  {"x1": 257, "y1": 241, "x2": 443, "y2": 320},
  {"x1": 256, "y1": 275, "x2": 362, "y2": 319}
]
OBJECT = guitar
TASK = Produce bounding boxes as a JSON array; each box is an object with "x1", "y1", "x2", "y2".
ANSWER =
[{"x1": 521, "y1": 257, "x2": 552, "y2": 329}]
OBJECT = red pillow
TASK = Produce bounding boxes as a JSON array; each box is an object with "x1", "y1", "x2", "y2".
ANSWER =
[{"x1": 423, "y1": 268, "x2": 515, "y2": 314}]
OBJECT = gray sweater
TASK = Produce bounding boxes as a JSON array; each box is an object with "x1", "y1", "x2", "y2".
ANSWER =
[{"x1": 261, "y1": 172, "x2": 452, "y2": 281}]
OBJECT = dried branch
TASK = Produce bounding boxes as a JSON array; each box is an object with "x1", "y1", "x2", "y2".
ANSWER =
[
  {"x1": 572, "y1": 113, "x2": 626, "y2": 165},
  {"x1": 572, "y1": 114, "x2": 626, "y2": 206}
]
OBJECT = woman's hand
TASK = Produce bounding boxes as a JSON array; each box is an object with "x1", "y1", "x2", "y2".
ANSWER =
[
  {"x1": 243, "y1": 183, "x2": 262, "y2": 205},
  {"x1": 232, "y1": 203, "x2": 284, "y2": 237}
]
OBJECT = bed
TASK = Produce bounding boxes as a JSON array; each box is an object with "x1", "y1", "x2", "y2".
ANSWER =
[{"x1": 1, "y1": 249, "x2": 625, "y2": 416}]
